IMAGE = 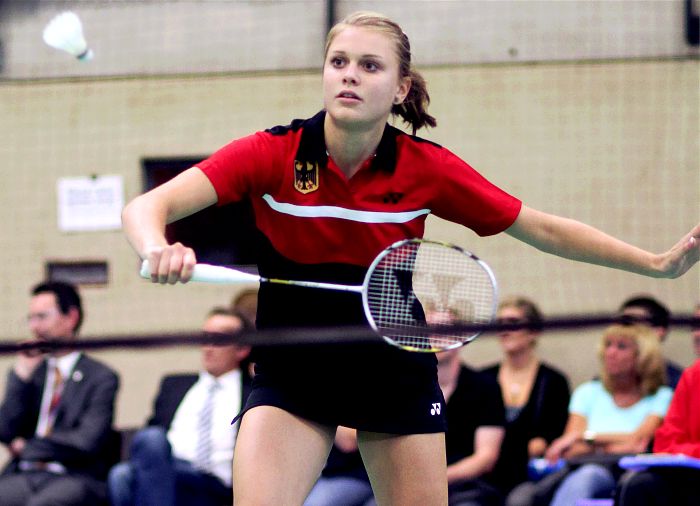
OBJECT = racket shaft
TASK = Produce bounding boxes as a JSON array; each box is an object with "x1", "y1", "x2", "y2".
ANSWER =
[{"x1": 263, "y1": 277, "x2": 363, "y2": 293}]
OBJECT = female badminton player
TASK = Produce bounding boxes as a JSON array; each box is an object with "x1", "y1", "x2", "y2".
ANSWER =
[{"x1": 122, "y1": 11, "x2": 700, "y2": 506}]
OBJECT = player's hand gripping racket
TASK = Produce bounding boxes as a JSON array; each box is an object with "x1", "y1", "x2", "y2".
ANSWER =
[{"x1": 141, "y1": 239, "x2": 498, "y2": 352}]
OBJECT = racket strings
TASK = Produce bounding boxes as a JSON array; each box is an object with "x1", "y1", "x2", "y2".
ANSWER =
[{"x1": 366, "y1": 241, "x2": 497, "y2": 351}]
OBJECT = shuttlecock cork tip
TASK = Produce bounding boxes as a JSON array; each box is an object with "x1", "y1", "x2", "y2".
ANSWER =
[{"x1": 42, "y1": 11, "x2": 93, "y2": 61}]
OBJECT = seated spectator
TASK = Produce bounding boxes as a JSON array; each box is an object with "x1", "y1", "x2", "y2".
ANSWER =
[
  {"x1": 507, "y1": 323, "x2": 673, "y2": 506},
  {"x1": 615, "y1": 355, "x2": 700, "y2": 505},
  {"x1": 482, "y1": 296, "x2": 570, "y2": 495},
  {"x1": 108, "y1": 307, "x2": 252, "y2": 506},
  {"x1": 303, "y1": 426, "x2": 372, "y2": 506},
  {"x1": 0, "y1": 281, "x2": 119, "y2": 506},
  {"x1": 231, "y1": 287, "x2": 258, "y2": 378},
  {"x1": 619, "y1": 295, "x2": 683, "y2": 388},
  {"x1": 438, "y1": 344, "x2": 506, "y2": 506},
  {"x1": 230, "y1": 288, "x2": 258, "y2": 329},
  {"x1": 421, "y1": 307, "x2": 506, "y2": 506}
]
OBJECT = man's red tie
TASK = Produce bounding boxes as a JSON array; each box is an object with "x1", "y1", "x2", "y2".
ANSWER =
[{"x1": 45, "y1": 366, "x2": 64, "y2": 435}]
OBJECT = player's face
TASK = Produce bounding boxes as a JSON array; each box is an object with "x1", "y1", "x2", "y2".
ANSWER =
[
  {"x1": 27, "y1": 293, "x2": 76, "y2": 342},
  {"x1": 496, "y1": 306, "x2": 536, "y2": 355},
  {"x1": 602, "y1": 334, "x2": 638, "y2": 377},
  {"x1": 201, "y1": 314, "x2": 247, "y2": 377},
  {"x1": 323, "y1": 26, "x2": 410, "y2": 130}
]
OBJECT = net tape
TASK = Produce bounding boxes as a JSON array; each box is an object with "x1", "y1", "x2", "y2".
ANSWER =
[{"x1": 1, "y1": 314, "x2": 697, "y2": 355}]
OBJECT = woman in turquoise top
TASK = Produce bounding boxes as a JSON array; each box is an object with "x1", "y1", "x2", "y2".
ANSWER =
[{"x1": 546, "y1": 324, "x2": 671, "y2": 505}]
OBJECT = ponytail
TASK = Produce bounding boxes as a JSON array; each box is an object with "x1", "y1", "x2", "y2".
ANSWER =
[{"x1": 393, "y1": 68, "x2": 436, "y2": 135}]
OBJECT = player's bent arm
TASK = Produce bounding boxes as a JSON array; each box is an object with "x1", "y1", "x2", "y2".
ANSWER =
[
  {"x1": 445, "y1": 426, "x2": 504, "y2": 484},
  {"x1": 122, "y1": 167, "x2": 218, "y2": 282},
  {"x1": 506, "y1": 205, "x2": 700, "y2": 279}
]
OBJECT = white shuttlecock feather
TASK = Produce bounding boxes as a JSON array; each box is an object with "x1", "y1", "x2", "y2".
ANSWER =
[{"x1": 42, "y1": 11, "x2": 93, "y2": 61}]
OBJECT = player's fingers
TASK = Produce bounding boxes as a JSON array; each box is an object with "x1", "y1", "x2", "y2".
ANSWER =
[
  {"x1": 164, "y1": 242, "x2": 191, "y2": 284},
  {"x1": 689, "y1": 222, "x2": 700, "y2": 237},
  {"x1": 180, "y1": 249, "x2": 197, "y2": 283},
  {"x1": 164, "y1": 242, "x2": 197, "y2": 284},
  {"x1": 166, "y1": 253, "x2": 181, "y2": 284},
  {"x1": 144, "y1": 247, "x2": 165, "y2": 283},
  {"x1": 157, "y1": 247, "x2": 175, "y2": 284}
]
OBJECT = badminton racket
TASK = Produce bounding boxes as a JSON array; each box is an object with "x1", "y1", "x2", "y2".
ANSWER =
[{"x1": 140, "y1": 238, "x2": 498, "y2": 352}]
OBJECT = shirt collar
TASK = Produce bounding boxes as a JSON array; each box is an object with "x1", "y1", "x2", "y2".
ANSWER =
[
  {"x1": 295, "y1": 110, "x2": 399, "y2": 173},
  {"x1": 47, "y1": 351, "x2": 81, "y2": 380},
  {"x1": 199, "y1": 368, "x2": 241, "y2": 389}
]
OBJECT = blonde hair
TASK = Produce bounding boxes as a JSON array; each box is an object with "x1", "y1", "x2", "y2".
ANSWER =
[
  {"x1": 597, "y1": 324, "x2": 666, "y2": 396},
  {"x1": 324, "y1": 11, "x2": 436, "y2": 135}
]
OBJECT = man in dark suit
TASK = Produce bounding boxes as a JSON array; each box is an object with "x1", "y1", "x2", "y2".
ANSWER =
[
  {"x1": 108, "y1": 307, "x2": 252, "y2": 506},
  {"x1": 0, "y1": 281, "x2": 120, "y2": 505}
]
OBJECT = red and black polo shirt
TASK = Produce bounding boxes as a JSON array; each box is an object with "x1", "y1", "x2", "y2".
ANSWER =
[
  {"x1": 198, "y1": 111, "x2": 521, "y2": 431},
  {"x1": 198, "y1": 110, "x2": 521, "y2": 271}
]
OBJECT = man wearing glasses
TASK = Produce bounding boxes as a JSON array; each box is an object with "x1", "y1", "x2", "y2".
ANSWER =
[{"x1": 0, "y1": 281, "x2": 119, "y2": 505}]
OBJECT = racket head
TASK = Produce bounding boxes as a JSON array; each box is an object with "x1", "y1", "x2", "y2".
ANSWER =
[{"x1": 361, "y1": 239, "x2": 498, "y2": 352}]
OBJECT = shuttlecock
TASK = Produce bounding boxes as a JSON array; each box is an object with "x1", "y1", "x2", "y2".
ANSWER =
[{"x1": 42, "y1": 11, "x2": 93, "y2": 61}]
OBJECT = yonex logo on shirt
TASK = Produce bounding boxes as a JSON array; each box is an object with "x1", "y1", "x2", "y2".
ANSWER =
[
  {"x1": 430, "y1": 402, "x2": 441, "y2": 416},
  {"x1": 383, "y1": 192, "x2": 404, "y2": 204}
]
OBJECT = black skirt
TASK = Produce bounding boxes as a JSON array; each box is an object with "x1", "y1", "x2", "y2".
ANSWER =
[
  {"x1": 235, "y1": 340, "x2": 446, "y2": 434},
  {"x1": 236, "y1": 257, "x2": 447, "y2": 434}
]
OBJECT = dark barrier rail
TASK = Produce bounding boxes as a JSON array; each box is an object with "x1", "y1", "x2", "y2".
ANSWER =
[{"x1": 0, "y1": 314, "x2": 697, "y2": 355}]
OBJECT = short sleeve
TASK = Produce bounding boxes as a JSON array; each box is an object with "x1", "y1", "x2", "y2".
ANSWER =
[
  {"x1": 569, "y1": 381, "x2": 597, "y2": 418},
  {"x1": 649, "y1": 386, "x2": 673, "y2": 417},
  {"x1": 197, "y1": 131, "x2": 285, "y2": 205},
  {"x1": 430, "y1": 147, "x2": 522, "y2": 236}
]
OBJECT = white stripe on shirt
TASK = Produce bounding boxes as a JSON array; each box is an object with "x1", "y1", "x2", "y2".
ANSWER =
[{"x1": 262, "y1": 194, "x2": 430, "y2": 223}]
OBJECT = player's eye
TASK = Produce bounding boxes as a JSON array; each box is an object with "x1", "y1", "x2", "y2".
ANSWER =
[
  {"x1": 330, "y1": 56, "x2": 345, "y2": 68},
  {"x1": 362, "y1": 60, "x2": 380, "y2": 72}
]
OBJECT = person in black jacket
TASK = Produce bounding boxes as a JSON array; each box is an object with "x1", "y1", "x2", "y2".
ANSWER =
[
  {"x1": 0, "y1": 281, "x2": 119, "y2": 506},
  {"x1": 481, "y1": 296, "x2": 570, "y2": 496},
  {"x1": 108, "y1": 307, "x2": 252, "y2": 506}
]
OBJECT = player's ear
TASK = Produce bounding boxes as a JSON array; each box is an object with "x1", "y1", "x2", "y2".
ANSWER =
[{"x1": 394, "y1": 76, "x2": 411, "y2": 105}]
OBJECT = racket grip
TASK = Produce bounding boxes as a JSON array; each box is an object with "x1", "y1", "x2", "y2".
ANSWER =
[{"x1": 140, "y1": 260, "x2": 260, "y2": 284}]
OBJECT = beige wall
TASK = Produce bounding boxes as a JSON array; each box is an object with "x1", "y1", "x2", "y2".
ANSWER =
[
  {"x1": 4, "y1": 1, "x2": 697, "y2": 79},
  {"x1": 0, "y1": 59, "x2": 698, "y2": 452}
]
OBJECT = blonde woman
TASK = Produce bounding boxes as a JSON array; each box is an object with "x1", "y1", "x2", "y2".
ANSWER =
[{"x1": 513, "y1": 324, "x2": 673, "y2": 506}]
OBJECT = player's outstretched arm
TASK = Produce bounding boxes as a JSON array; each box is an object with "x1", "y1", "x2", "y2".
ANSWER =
[
  {"x1": 122, "y1": 167, "x2": 217, "y2": 284},
  {"x1": 506, "y1": 205, "x2": 699, "y2": 279}
]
